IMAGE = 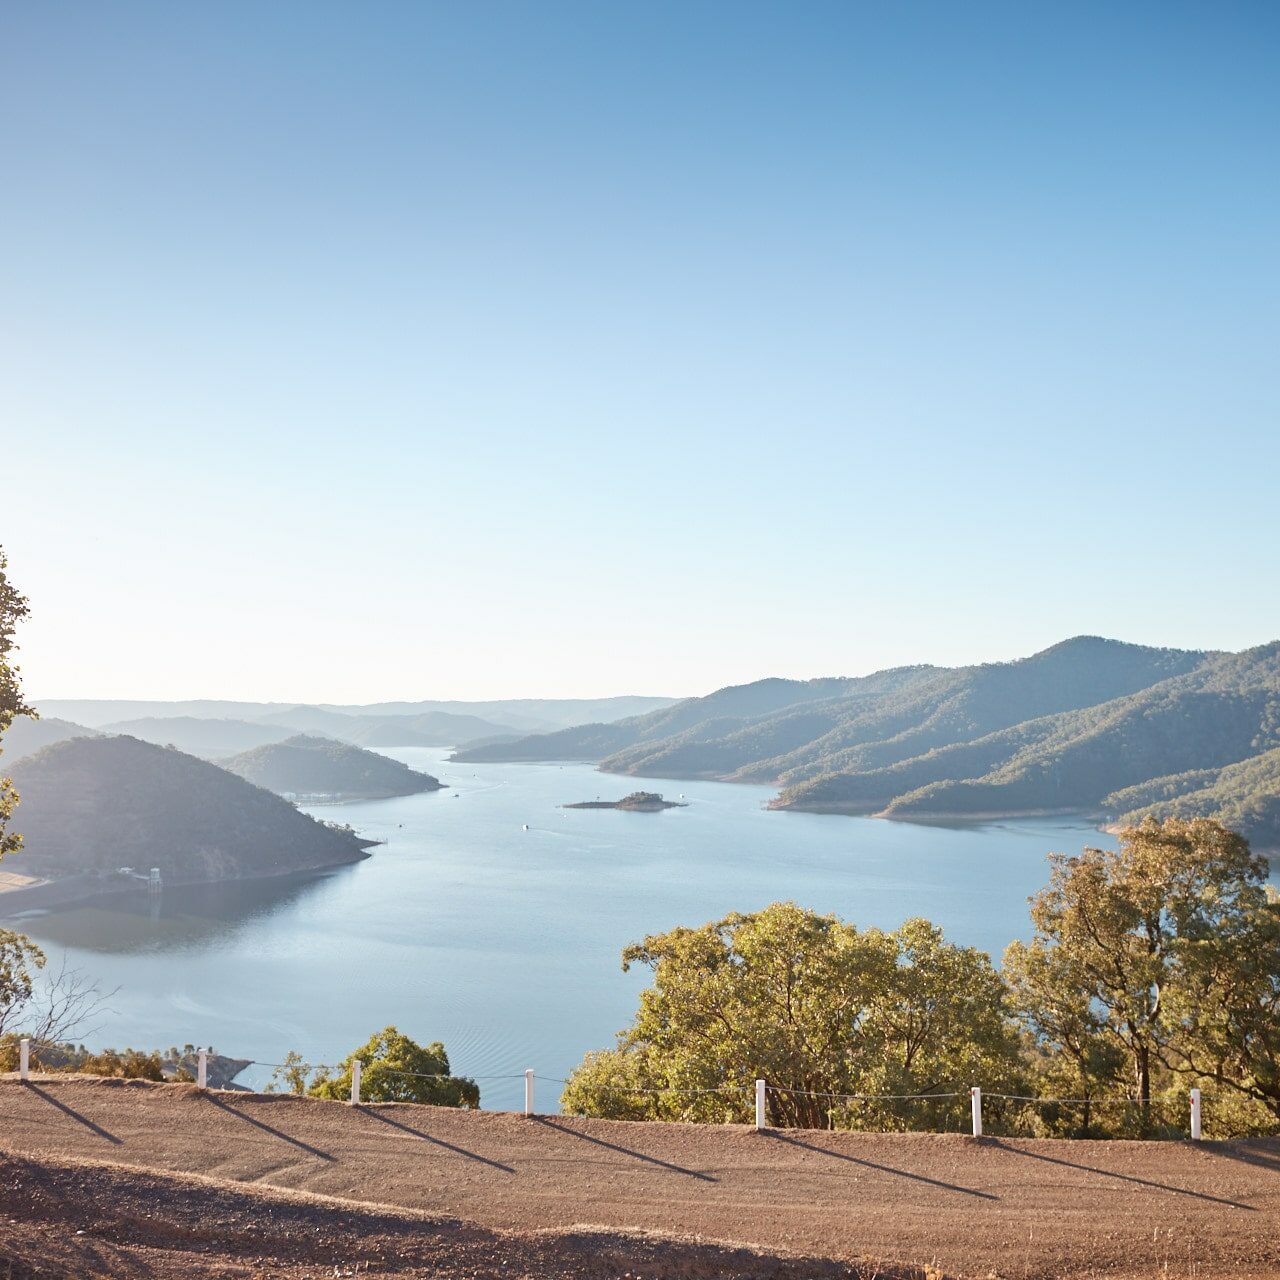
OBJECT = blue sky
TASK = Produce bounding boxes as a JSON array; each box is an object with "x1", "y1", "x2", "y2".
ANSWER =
[{"x1": 2, "y1": 2, "x2": 1277, "y2": 701}]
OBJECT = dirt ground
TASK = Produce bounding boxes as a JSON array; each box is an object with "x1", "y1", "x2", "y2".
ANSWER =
[{"x1": 2, "y1": 1076, "x2": 1279, "y2": 1279}]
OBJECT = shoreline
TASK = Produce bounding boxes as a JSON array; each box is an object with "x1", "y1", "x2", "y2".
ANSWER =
[{"x1": 0, "y1": 850, "x2": 371, "y2": 919}]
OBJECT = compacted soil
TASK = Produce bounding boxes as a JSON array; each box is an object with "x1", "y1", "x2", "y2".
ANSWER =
[{"x1": 2, "y1": 1076, "x2": 1279, "y2": 1278}]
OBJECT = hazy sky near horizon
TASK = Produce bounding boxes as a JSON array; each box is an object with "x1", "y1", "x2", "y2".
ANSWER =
[{"x1": 3, "y1": 2, "x2": 1278, "y2": 703}]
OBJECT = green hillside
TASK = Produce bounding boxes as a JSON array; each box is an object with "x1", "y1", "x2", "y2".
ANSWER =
[
  {"x1": 866, "y1": 644, "x2": 1279, "y2": 819},
  {"x1": 451, "y1": 636, "x2": 1280, "y2": 845},
  {"x1": 452, "y1": 672, "x2": 926, "y2": 764},
  {"x1": 222, "y1": 734, "x2": 442, "y2": 800},
  {"x1": 7, "y1": 735, "x2": 371, "y2": 881},
  {"x1": 1104, "y1": 747, "x2": 1280, "y2": 851}
]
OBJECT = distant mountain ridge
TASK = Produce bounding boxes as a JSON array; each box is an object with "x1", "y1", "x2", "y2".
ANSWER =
[
  {"x1": 35, "y1": 695, "x2": 680, "y2": 734},
  {"x1": 0, "y1": 716, "x2": 99, "y2": 764},
  {"x1": 101, "y1": 716, "x2": 291, "y2": 758},
  {"x1": 452, "y1": 637, "x2": 1280, "y2": 850}
]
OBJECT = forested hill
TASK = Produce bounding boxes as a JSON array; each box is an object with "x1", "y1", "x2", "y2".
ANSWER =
[
  {"x1": 451, "y1": 671, "x2": 928, "y2": 764},
  {"x1": 222, "y1": 734, "x2": 443, "y2": 800},
  {"x1": 455, "y1": 637, "x2": 1280, "y2": 849},
  {"x1": 8, "y1": 735, "x2": 371, "y2": 881},
  {"x1": 453, "y1": 637, "x2": 1200, "y2": 773},
  {"x1": 1104, "y1": 747, "x2": 1280, "y2": 853}
]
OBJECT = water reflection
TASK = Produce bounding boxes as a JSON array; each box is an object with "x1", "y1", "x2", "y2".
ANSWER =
[{"x1": 17, "y1": 866, "x2": 360, "y2": 954}]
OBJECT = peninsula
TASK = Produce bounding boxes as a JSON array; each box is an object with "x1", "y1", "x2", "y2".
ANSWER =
[
  {"x1": 1, "y1": 735, "x2": 376, "y2": 913},
  {"x1": 221, "y1": 734, "x2": 443, "y2": 802}
]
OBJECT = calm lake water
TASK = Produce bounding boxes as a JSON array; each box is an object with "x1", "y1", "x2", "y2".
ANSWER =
[{"x1": 12, "y1": 751, "x2": 1114, "y2": 1110}]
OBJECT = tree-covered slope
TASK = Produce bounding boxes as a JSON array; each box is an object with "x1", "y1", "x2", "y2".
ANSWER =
[
  {"x1": 450, "y1": 674, "x2": 874, "y2": 764},
  {"x1": 620, "y1": 637, "x2": 1204, "y2": 783},
  {"x1": 819, "y1": 645, "x2": 1280, "y2": 824},
  {"x1": 456, "y1": 637, "x2": 1206, "y2": 788},
  {"x1": 1105, "y1": 747, "x2": 1280, "y2": 852},
  {"x1": 222, "y1": 734, "x2": 442, "y2": 799},
  {"x1": 8, "y1": 735, "x2": 371, "y2": 880}
]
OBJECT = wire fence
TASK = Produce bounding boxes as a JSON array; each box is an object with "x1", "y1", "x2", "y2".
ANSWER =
[{"x1": 2, "y1": 1035, "x2": 1244, "y2": 1142}]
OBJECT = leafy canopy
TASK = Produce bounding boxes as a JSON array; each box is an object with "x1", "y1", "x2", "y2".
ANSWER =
[
  {"x1": 561, "y1": 902, "x2": 1022, "y2": 1129},
  {"x1": 308, "y1": 1025, "x2": 479, "y2": 1108},
  {"x1": 1004, "y1": 816, "x2": 1278, "y2": 1122}
]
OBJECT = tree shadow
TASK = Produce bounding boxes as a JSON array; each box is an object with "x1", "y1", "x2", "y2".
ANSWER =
[
  {"x1": 201, "y1": 1094, "x2": 334, "y2": 1162},
  {"x1": 24, "y1": 1084, "x2": 122, "y2": 1145},
  {"x1": 532, "y1": 1117, "x2": 718, "y2": 1182},
  {"x1": 356, "y1": 1106, "x2": 515, "y2": 1173},
  {"x1": 766, "y1": 1131, "x2": 998, "y2": 1200},
  {"x1": 985, "y1": 1139, "x2": 1258, "y2": 1211}
]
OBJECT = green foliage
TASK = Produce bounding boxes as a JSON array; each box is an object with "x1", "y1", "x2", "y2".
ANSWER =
[
  {"x1": 0, "y1": 547, "x2": 33, "y2": 863},
  {"x1": 561, "y1": 903, "x2": 1023, "y2": 1130},
  {"x1": 1005, "y1": 817, "x2": 1280, "y2": 1129},
  {"x1": 0, "y1": 929, "x2": 45, "y2": 1036},
  {"x1": 565, "y1": 824, "x2": 1280, "y2": 1139},
  {"x1": 308, "y1": 1026, "x2": 479, "y2": 1107},
  {"x1": 1108, "y1": 747, "x2": 1280, "y2": 852},
  {"x1": 0, "y1": 1038, "x2": 173, "y2": 1081},
  {"x1": 265, "y1": 1049, "x2": 314, "y2": 1095},
  {"x1": 65, "y1": 1047, "x2": 167, "y2": 1080},
  {"x1": 1162, "y1": 880, "x2": 1280, "y2": 1118}
]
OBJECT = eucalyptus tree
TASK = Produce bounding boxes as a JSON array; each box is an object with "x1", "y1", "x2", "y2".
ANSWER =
[
  {"x1": 561, "y1": 902, "x2": 1022, "y2": 1129},
  {"x1": 1004, "y1": 817, "x2": 1274, "y2": 1128}
]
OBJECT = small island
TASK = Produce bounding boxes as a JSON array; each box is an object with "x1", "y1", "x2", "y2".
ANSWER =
[{"x1": 563, "y1": 791, "x2": 687, "y2": 812}]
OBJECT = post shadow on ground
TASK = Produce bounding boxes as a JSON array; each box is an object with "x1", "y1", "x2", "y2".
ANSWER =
[
  {"x1": 764, "y1": 1131, "x2": 997, "y2": 1201},
  {"x1": 532, "y1": 1116, "x2": 718, "y2": 1182},
  {"x1": 984, "y1": 1138, "x2": 1258, "y2": 1211},
  {"x1": 355, "y1": 1105, "x2": 516, "y2": 1173},
  {"x1": 199, "y1": 1092, "x2": 335, "y2": 1162},
  {"x1": 23, "y1": 1083, "x2": 122, "y2": 1145},
  {"x1": 1201, "y1": 1139, "x2": 1280, "y2": 1176}
]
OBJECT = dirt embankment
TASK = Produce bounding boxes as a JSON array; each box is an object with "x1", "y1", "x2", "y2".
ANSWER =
[{"x1": 2, "y1": 1076, "x2": 1279, "y2": 1279}]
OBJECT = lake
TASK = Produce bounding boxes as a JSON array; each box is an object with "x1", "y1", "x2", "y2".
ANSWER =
[{"x1": 12, "y1": 751, "x2": 1114, "y2": 1111}]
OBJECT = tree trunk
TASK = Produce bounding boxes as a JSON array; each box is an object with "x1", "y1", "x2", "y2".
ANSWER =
[{"x1": 1136, "y1": 1044, "x2": 1151, "y2": 1133}]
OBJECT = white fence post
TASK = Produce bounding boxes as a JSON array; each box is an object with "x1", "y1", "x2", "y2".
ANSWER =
[
  {"x1": 19, "y1": 1038, "x2": 29, "y2": 1081},
  {"x1": 350, "y1": 1058, "x2": 362, "y2": 1105},
  {"x1": 197, "y1": 1050, "x2": 208, "y2": 1091},
  {"x1": 524, "y1": 1068, "x2": 535, "y2": 1117},
  {"x1": 970, "y1": 1086, "x2": 983, "y2": 1137},
  {"x1": 1190, "y1": 1087, "x2": 1202, "y2": 1141},
  {"x1": 755, "y1": 1078, "x2": 767, "y2": 1131}
]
